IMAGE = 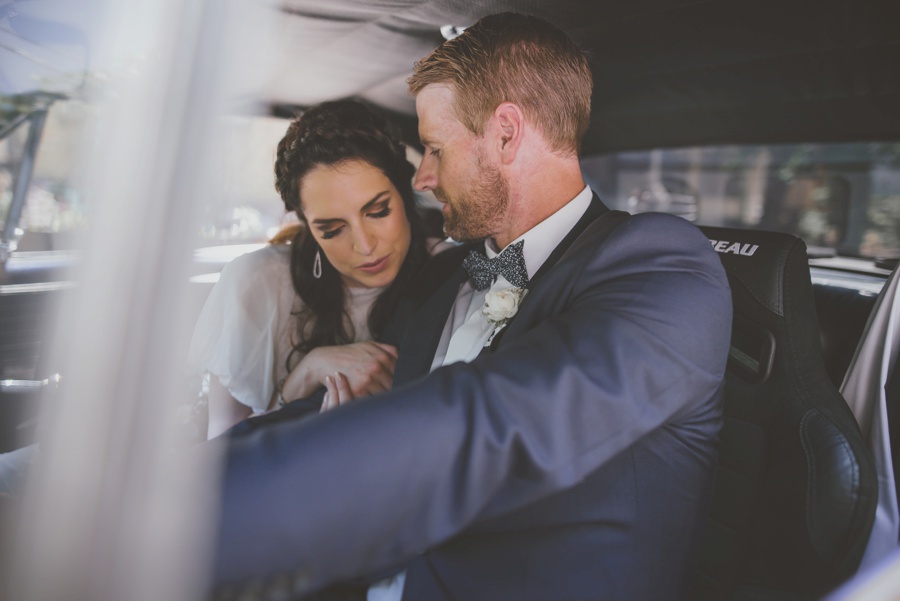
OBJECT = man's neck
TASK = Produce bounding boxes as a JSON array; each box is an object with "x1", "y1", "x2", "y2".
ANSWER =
[{"x1": 491, "y1": 161, "x2": 585, "y2": 250}]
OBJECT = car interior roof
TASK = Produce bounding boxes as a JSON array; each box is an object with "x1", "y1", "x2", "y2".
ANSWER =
[{"x1": 267, "y1": 0, "x2": 900, "y2": 154}]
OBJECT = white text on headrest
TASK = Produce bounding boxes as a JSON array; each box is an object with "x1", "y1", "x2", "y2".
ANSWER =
[{"x1": 709, "y1": 240, "x2": 759, "y2": 256}]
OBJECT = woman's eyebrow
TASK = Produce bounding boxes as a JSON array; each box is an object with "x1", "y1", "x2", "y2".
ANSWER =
[
  {"x1": 359, "y1": 191, "x2": 391, "y2": 212},
  {"x1": 311, "y1": 217, "x2": 343, "y2": 227}
]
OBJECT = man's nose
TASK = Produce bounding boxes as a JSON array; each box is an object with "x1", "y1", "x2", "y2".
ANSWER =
[{"x1": 414, "y1": 156, "x2": 436, "y2": 192}]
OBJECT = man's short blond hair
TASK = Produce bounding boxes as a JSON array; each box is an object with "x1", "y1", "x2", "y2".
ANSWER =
[{"x1": 408, "y1": 12, "x2": 592, "y2": 156}]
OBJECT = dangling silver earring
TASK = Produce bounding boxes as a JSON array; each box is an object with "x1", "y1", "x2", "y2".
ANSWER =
[{"x1": 312, "y1": 249, "x2": 322, "y2": 279}]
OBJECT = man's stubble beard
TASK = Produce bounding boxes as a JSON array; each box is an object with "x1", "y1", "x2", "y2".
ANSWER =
[{"x1": 439, "y1": 155, "x2": 510, "y2": 243}]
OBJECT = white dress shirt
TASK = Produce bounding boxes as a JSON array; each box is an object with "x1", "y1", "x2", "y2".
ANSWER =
[
  {"x1": 368, "y1": 185, "x2": 593, "y2": 601},
  {"x1": 432, "y1": 185, "x2": 593, "y2": 367}
]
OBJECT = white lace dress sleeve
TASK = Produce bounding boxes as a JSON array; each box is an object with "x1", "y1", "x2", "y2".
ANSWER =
[{"x1": 188, "y1": 245, "x2": 298, "y2": 414}]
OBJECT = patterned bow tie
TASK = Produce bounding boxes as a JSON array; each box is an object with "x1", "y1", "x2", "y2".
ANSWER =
[{"x1": 463, "y1": 240, "x2": 529, "y2": 291}]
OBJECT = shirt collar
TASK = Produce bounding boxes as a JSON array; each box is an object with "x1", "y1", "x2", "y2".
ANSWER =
[{"x1": 485, "y1": 185, "x2": 592, "y2": 280}]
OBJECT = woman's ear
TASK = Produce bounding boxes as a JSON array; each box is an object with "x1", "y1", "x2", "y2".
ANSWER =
[{"x1": 494, "y1": 102, "x2": 524, "y2": 165}]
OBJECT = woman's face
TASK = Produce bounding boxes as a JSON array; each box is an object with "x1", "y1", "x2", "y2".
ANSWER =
[{"x1": 300, "y1": 159, "x2": 412, "y2": 289}]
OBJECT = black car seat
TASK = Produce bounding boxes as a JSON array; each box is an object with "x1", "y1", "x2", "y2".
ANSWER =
[{"x1": 688, "y1": 227, "x2": 878, "y2": 601}]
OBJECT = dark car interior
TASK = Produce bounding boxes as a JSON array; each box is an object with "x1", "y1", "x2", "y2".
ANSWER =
[
  {"x1": 692, "y1": 226, "x2": 877, "y2": 599},
  {"x1": 2, "y1": 0, "x2": 900, "y2": 598}
]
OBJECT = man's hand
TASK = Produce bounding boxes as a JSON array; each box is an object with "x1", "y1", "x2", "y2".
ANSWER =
[
  {"x1": 281, "y1": 341, "x2": 398, "y2": 402},
  {"x1": 321, "y1": 372, "x2": 354, "y2": 412}
]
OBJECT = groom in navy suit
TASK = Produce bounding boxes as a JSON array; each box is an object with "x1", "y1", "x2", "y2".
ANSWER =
[{"x1": 213, "y1": 13, "x2": 732, "y2": 601}]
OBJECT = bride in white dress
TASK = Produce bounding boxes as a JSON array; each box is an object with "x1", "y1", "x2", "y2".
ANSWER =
[{"x1": 190, "y1": 100, "x2": 450, "y2": 439}]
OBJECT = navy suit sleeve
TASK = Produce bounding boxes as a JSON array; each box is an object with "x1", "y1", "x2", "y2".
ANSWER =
[
  {"x1": 211, "y1": 213, "x2": 732, "y2": 593},
  {"x1": 222, "y1": 389, "x2": 325, "y2": 438}
]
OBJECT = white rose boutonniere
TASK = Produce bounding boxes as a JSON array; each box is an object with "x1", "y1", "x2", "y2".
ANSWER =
[{"x1": 482, "y1": 287, "x2": 528, "y2": 346}]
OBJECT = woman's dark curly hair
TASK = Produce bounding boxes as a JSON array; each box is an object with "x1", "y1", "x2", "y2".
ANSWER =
[{"x1": 274, "y1": 100, "x2": 429, "y2": 360}]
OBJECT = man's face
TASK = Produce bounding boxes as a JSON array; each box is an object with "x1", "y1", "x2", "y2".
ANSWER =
[{"x1": 414, "y1": 85, "x2": 509, "y2": 243}]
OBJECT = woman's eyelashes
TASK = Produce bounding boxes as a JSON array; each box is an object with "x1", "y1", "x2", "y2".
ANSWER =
[
  {"x1": 317, "y1": 200, "x2": 393, "y2": 240},
  {"x1": 320, "y1": 227, "x2": 342, "y2": 240},
  {"x1": 368, "y1": 205, "x2": 392, "y2": 219}
]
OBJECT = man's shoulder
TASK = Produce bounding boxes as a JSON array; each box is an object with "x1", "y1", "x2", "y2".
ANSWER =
[
  {"x1": 553, "y1": 210, "x2": 725, "y2": 292},
  {"x1": 576, "y1": 210, "x2": 712, "y2": 257}
]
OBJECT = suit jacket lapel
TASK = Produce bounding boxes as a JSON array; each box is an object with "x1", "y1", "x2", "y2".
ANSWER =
[
  {"x1": 396, "y1": 194, "x2": 612, "y2": 378},
  {"x1": 481, "y1": 195, "x2": 610, "y2": 352},
  {"x1": 393, "y1": 248, "x2": 470, "y2": 386},
  {"x1": 528, "y1": 194, "x2": 609, "y2": 287}
]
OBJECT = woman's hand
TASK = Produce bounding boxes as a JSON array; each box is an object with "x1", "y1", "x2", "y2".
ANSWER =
[{"x1": 281, "y1": 341, "x2": 398, "y2": 402}]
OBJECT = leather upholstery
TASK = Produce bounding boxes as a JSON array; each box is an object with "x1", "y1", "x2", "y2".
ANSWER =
[{"x1": 689, "y1": 227, "x2": 877, "y2": 601}]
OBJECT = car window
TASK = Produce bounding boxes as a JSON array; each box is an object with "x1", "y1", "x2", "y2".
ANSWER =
[
  {"x1": 582, "y1": 142, "x2": 900, "y2": 261},
  {"x1": 2, "y1": 108, "x2": 293, "y2": 255},
  {"x1": 0, "y1": 113, "x2": 31, "y2": 236},
  {"x1": 0, "y1": 99, "x2": 90, "y2": 253},
  {"x1": 194, "y1": 115, "x2": 291, "y2": 247}
]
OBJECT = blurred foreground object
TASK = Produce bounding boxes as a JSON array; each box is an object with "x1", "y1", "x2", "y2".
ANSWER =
[{"x1": 0, "y1": 0, "x2": 275, "y2": 599}]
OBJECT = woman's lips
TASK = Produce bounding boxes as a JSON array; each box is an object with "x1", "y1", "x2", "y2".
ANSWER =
[{"x1": 358, "y1": 254, "x2": 391, "y2": 274}]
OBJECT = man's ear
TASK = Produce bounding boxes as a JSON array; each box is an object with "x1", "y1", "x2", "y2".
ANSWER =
[{"x1": 494, "y1": 102, "x2": 524, "y2": 165}]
